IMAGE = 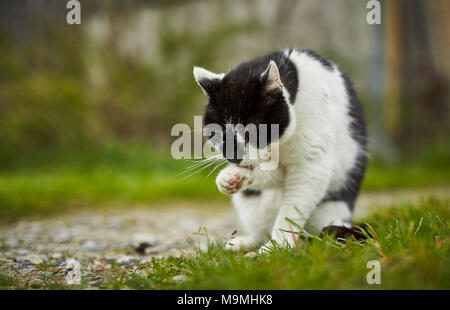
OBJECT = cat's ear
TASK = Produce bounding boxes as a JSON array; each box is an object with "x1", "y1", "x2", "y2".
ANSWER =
[
  {"x1": 193, "y1": 66, "x2": 224, "y2": 96},
  {"x1": 262, "y1": 60, "x2": 283, "y2": 92}
]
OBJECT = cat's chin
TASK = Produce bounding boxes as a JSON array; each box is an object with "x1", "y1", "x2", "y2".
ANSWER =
[
  {"x1": 234, "y1": 161, "x2": 256, "y2": 171},
  {"x1": 229, "y1": 163, "x2": 255, "y2": 171}
]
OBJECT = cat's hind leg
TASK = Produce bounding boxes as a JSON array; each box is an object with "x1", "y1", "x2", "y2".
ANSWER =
[
  {"x1": 225, "y1": 189, "x2": 281, "y2": 251},
  {"x1": 305, "y1": 200, "x2": 353, "y2": 235}
]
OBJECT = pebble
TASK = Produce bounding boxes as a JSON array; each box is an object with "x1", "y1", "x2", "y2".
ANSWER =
[
  {"x1": 29, "y1": 278, "x2": 43, "y2": 288},
  {"x1": 21, "y1": 266, "x2": 38, "y2": 274},
  {"x1": 38, "y1": 271, "x2": 51, "y2": 278},
  {"x1": 16, "y1": 249, "x2": 29, "y2": 256},
  {"x1": 107, "y1": 217, "x2": 123, "y2": 228},
  {"x1": 5, "y1": 238, "x2": 18, "y2": 247},
  {"x1": 16, "y1": 254, "x2": 44, "y2": 265},
  {"x1": 116, "y1": 255, "x2": 140, "y2": 266},
  {"x1": 131, "y1": 233, "x2": 160, "y2": 254},
  {"x1": 65, "y1": 259, "x2": 82, "y2": 285},
  {"x1": 171, "y1": 275, "x2": 187, "y2": 282},
  {"x1": 54, "y1": 232, "x2": 71, "y2": 243},
  {"x1": 89, "y1": 279, "x2": 104, "y2": 287},
  {"x1": 135, "y1": 269, "x2": 146, "y2": 277},
  {"x1": 50, "y1": 253, "x2": 63, "y2": 259},
  {"x1": 80, "y1": 241, "x2": 106, "y2": 251}
]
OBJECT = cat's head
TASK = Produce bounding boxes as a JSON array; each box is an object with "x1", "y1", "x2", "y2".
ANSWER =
[{"x1": 193, "y1": 59, "x2": 296, "y2": 168}]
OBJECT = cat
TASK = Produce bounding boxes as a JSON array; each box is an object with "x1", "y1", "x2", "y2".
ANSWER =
[{"x1": 193, "y1": 48, "x2": 367, "y2": 252}]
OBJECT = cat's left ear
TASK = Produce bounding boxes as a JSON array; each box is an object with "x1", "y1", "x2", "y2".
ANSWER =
[
  {"x1": 262, "y1": 60, "x2": 283, "y2": 92},
  {"x1": 193, "y1": 66, "x2": 224, "y2": 97}
]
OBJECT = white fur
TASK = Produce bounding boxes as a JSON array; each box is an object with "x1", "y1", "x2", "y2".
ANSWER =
[
  {"x1": 215, "y1": 50, "x2": 362, "y2": 251},
  {"x1": 225, "y1": 189, "x2": 281, "y2": 251}
]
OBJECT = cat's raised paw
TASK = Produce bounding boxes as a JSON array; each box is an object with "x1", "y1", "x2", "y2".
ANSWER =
[{"x1": 216, "y1": 166, "x2": 253, "y2": 195}]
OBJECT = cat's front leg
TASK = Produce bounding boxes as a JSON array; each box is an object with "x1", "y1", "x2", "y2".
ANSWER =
[
  {"x1": 260, "y1": 155, "x2": 332, "y2": 251},
  {"x1": 216, "y1": 165, "x2": 254, "y2": 195}
]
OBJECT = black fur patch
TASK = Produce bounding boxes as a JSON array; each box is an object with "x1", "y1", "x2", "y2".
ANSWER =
[
  {"x1": 321, "y1": 72, "x2": 368, "y2": 211},
  {"x1": 242, "y1": 189, "x2": 262, "y2": 197},
  {"x1": 321, "y1": 225, "x2": 371, "y2": 242},
  {"x1": 201, "y1": 51, "x2": 298, "y2": 163}
]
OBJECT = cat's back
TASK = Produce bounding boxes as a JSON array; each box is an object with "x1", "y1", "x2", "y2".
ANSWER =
[
  {"x1": 287, "y1": 48, "x2": 366, "y2": 144},
  {"x1": 286, "y1": 49, "x2": 367, "y2": 201}
]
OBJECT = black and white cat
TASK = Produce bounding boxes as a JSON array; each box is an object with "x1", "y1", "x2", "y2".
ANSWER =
[{"x1": 193, "y1": 49, "x2": 367, "y2": 252}]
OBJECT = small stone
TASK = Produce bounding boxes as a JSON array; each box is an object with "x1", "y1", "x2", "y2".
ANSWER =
[
  {"x1": 89, "y1": 279, "x2": 104, "y2": 287},
  {"x1": 38, "y1": 271, "x2": 51, "y2": 278},
  {"x1": 16, "y1": 249, "x2": 29, "y2": 256},
  {"x1": 80, "y1": 241, "x2": 106, "y2": 251},
  {"x1": 116, "y1": 255, "x2": 140, "y2": 266},
  {"x1": 131, "y1": 233, "x2": 160, "y2": 254},
  {"x1": 107, "y1": 217, "x2": 123, "y2": 228},
  {"x1": 171, "y1": 275, "x2": 187, "y2": 282},
  {"x1": 17, "y1": 254, "x2": 43, "y2": 265},
  {"x1": 29, "y1": 278, "x2": 43, "y2": 288},
  {"x1": 50, "y1": 253, "x2": 63, "y2": 259},
  {"x1": 54, "y1": 233, "x2": 71, "y2": 243},
  {"x1": 21, "y1": 266, "x2": 38, "y2": 274},
  {"x1": 166, "y1": 249, "x2": 181, "y2": 257},
  {"x1": 144, "y1": 244, "x2": 167, "y2": 255},
  {"x1": 65, "y1": 259, "x2": 82, "y2": 285},
  {"x1": 135, "y1": 269, "x2": 146, "y2": 277},
  {"x1": 5, "y1": 238, "x2": 18, "y2": 247},
  {"x1": 50, "y1": 258, "x2": 65, "y2": 267}
]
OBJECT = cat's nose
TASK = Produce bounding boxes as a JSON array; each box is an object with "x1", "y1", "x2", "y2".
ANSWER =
[{"x1": 227, "y1": 158, "x2": 242, "y2": 164}]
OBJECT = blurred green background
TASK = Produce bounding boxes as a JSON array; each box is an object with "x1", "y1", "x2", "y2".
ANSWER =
[{"x1": 0, "y1": 0, "x2": 449, "y2": 222}]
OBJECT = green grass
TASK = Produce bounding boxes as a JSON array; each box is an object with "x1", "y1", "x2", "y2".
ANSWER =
[
  {"x1": 362, "y1": 165, "x2": 450, "y2": 191},
  {"x1": 0, "y1": 273, "x2": 18, "y2": 288},
  {"x1": 0, "y1": 145, "x2": 449, "y2": 222},
  {"x1": 103, "y1": 197, "x2": 450, "y2": 290},
  {"x1": 0, "y1": 168, "x2": 220, "y2": 222}
]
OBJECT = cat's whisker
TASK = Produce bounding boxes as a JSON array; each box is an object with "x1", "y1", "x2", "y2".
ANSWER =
[
  {"x1": 177, "y1": 156, "x2": 220, "y2": 176},
  {"x1": 206, "y1": 159, "x2": 226, "y2": 177},
  {"x1": 178, "y1": 162, "x2": 217, "y2": 181},
  {"x1": 185, "y1": 154, "x2": 221, "y2": 164}
]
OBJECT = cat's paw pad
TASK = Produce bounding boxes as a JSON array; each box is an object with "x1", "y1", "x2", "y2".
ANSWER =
[
  {"x1": 225, "y1": 236, "x2": 256, "y2": 252},
  {"x1": 216, "y1": 167, "x2": 253, "y2": 195}
]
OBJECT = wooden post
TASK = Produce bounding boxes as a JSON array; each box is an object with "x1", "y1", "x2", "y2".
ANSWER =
[{"x1": 384, "y1": 0, "x2": 403, "y2": 143}]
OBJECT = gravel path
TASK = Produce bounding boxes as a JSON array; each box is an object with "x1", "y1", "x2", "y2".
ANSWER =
[{"x1": 1, "y1": 187, "x2": 448, "y2": 288}]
